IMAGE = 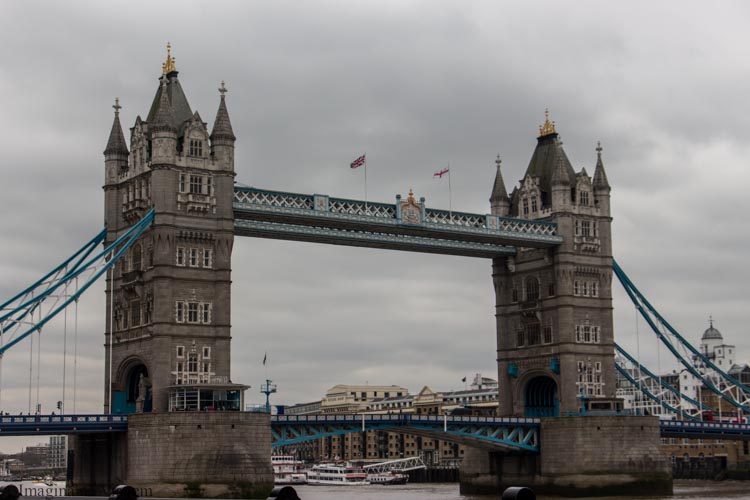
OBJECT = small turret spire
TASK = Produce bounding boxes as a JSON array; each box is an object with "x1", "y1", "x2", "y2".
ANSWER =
[
  {"x1": 104, "y1": 97, "x2": 128, "y2": 156},
  {"x1": 593, "y1": 141, "x2": 611, "y2": 191},
  {"x1": 490, "y1": 154, "x2": 509, "y2": 203},
  {"x1": 211, "y1": 80, "x2": 236, "y2": 141},
  {"x1": 151, "y1": 79, "x2": 176, "y2": 131}
]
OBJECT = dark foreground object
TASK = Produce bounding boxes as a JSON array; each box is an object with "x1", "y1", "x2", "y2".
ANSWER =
[
  {"x1": 110, "y1": 485, "x2": 138, "y2": 500},
  {"x1": 268, "y1": 486, "x2": 300, "y2": 500},
  {"x1": 503, "y1": 486, "x2": 536, "y2": 500},
  {"x1": 0, "y1": 485, "x2": 20, "y2": 500}
]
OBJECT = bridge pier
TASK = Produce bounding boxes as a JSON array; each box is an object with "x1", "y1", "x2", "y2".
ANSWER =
[
  {"x1": 71, "y1": 413, "x2": 274, "y2": 498},
  {"x1": 460, "y1": 415, "x2": 672, "y2": 497}
]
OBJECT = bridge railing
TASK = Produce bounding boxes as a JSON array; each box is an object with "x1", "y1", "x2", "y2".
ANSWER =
[{"x1": 0, "y1": 414, "x2": 128, "y2": 424}]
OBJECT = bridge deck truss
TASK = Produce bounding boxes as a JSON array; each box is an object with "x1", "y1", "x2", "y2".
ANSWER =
[
  {"x1": 0, "y1": 414, "x2": 128, "y2": 435},
  {"x1": 234, "y1": 187, "x2": 562, "y2": 257},
  {"x1": 270, "y1": 414, "x2": 540, "y2": 452}
]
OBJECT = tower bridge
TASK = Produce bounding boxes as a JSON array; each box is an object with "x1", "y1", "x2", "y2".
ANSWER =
[{"x1": 4, "y1": 47, "x2": 746, "y2": 497}]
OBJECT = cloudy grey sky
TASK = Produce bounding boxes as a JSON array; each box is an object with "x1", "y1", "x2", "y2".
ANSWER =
[{"x1": 0, "y1": 1, "x2": 749, "y2": 451}]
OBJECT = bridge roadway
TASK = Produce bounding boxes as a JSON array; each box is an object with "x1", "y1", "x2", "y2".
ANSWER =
[
  {"x1": 2, "y1": 414, "x2": 749, "y2": 452},
  {"x1": 233, "y1": 186, "x2": 563, "y2": 257}
]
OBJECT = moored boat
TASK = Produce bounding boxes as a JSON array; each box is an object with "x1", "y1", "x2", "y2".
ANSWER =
[
  {"x1": 306, "y1": 463, "x2": 369, "y2": 485},
  {"x1": 367, "y1": 471, "x2": 409, "y2": 484},
  {"x1": 272, "y1": 455, "x2": 307, "y2": 485}
]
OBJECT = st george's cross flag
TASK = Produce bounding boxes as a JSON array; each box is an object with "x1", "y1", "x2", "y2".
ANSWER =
[
  {"x1": 350, "y1": 154, "x2": 366, "y2": 169},
  {"x1": 434, "y1": 167, "x2": 450, "y2": 178}
]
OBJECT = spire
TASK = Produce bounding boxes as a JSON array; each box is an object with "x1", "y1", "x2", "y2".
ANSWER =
[
  {"x1": 593, "y1": 141, "x2": 611, "y2": 191},
  {"x1": 538, "y1": 108, "x2": 557, "y2": 137},
  {"x1": 210, "y1": 80, "x2": 236, "y2": 141},
  {"x1": 490, "y1": 154, "x2": 509, "y2": 203},
  {"x1": 151, "y1": 79, "x2": 176, "y2": 132},
  {"x1": 104, "y1": 97, "x2": 129, "y2": 156},
  {"x1": 161, "y1": 42, "x2": 176, "y2": 75}
]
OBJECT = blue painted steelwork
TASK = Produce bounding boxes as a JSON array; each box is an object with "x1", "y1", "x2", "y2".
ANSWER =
[
  {"x1": 233, "y1": 186, "x2": 563, "y2": 256},
  {"x1": 0, "y1": 414, "x2": 127, "y2": 435},
  {"x1": 270, "y1": 414, "x2": 540, "y2": 452},
  {"x1": 615, "y1": 343, "x2": 709, "y2": 413},
  {"x1": 0, "y1": 209, "x2": 155, "y2": 356},
  {"x1": 613, "y1": 260, "x2": 750, "y2": 412},
  {"x1": 661, "y1": 420, "x2": 750, "y2": 440},
  {"x1": 614, "y1": 363, "x2": 699, "y2": 421}
]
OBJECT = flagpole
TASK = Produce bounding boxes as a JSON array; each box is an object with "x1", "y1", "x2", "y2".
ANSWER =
[
  {"x1": 447, "y1": 163, "x2": 452, "y2": 222},
  {"x1": 364, "y1": 153, "x2": 368, "y2": 213}
]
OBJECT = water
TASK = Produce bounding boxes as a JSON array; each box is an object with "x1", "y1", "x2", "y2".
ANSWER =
[
  {"x1": 1, "y1": 480, "x2": 748, "y2": 499},
  {"x1": 292, "y1": 481, "x2": 750, "y2": 499}
]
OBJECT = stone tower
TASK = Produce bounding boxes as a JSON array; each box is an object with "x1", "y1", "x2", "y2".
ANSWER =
[
  {"x1": 491, "y1": 111, "x2": 618, "y2": 417},
  {"x1": 102, "y1": 45, "x2": 242, "y2": 413}
]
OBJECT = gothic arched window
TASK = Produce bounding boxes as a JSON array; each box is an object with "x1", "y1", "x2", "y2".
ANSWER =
[{"x1": 525, "y1": 277, "x2": 540, "y2": 302}]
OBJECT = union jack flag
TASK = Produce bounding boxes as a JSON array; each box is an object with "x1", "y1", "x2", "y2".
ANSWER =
[
  {"x1": 350, "y1": 154, "x2": 366, "y2": 169},
  {"x1": 434, "y1": 167, "x2": 449, "y2": 178}
]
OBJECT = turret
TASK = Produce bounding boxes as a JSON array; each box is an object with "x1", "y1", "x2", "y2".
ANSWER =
[
  {"x1": 489, "y1": 155, "x2": 510, "y2": 216},
  {"x1": 550, "y1": 144, "x2": 571, "y2": 211},
  {"x1": 150, "y1": 78, "x2": 177, "y2": 165},
  {"x1": 104, "y1": 98, "x2": 128, "y2": 185},
  {"x1": 592, "y1": 141, "x2": 611, "y2": 216},
  {"x1": 210, "y1": 81, "x2": 236, "y2": 172}
]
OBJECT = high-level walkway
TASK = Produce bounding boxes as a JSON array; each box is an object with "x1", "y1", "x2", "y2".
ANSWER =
[{"x1": 233, "y1": 186, "x2": 562, "y2": 257}]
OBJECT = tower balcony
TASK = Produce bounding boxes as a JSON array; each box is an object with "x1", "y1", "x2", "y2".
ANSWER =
[{"x1": 177, "y1": 192, "x2": 216, "y2": 213}]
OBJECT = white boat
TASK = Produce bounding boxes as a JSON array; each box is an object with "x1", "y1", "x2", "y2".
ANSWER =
[
  {"x1": 367, "y1": 471, "x2": 409, "y2": 484},
  {"x1": 272, "y1": 455, "x2": 308, "y2": 485},
  {"x1": 306, "y1": 463, "x2": 370, "y2": 485}
]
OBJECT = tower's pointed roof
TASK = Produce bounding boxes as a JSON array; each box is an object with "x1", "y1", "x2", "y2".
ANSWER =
[
  {"x1": 593, "y1": 141, "x2": 611, "y2": 191},
  {"x1": 551, "y1": 145, "x2": 571, "y2": 187},
  {"x1": 146, "y1": 43, "x2": 193, "y2": 131},
  {"x1": 489, "y1": 155, "x2": 509, "y2": 203},
  {"x1": 104, "y1": 98, "x2": 129, "y2": 155},
  {"x1": 211, "y1": 81, "x2": 236, "y2": 141},
  {"x1": 523, "y1": 110, "x2": 575, "y2": 194}
]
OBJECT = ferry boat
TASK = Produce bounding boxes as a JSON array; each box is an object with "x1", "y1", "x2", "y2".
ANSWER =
[
  {"x1": 366, "y1": 471, "x2": 409, "y2": 485},
  {"x1": 272, "y1": 455, "x2": 307, "y2": 485},
  {"x1": 306, "y1": 463, "x2": 369, "y2": 485}
]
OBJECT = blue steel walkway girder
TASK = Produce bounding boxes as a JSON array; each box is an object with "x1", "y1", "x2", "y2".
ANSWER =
[
  {"x1": 270, "y1": 414, "x2": 540, "y2": 453},
  {"x1": 233, "y1": 187, "x2": 563, "y2": 257},
  {"x1": 0, "y1": 414, "x2": 128, "y2": 436},
  {"x1": 660, "y1": 420, "x2": 750, "y2": 441}
]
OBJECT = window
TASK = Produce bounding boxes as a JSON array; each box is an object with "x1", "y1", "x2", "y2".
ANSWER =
[
  {"x1": 531, "y1": 197, "x2": 538, "y2": 212},
  {"x1": 573, "y1": 281, "x2": 579, "y2": 295},
  {"x1": 525, "y1": 277, "x2": 540, "y2": 302},
  {"x1": 176, "y1": 302, "x2": 185, "y2": 323},
  {"x1": 189, "y1": 248, "x2": 199, "y2": 267},
  {"x1": 189, "y1": 175, "x2": 203, "y2": 194},
  {"x1": 591, "y1": 281, "x2": 598, "y2": 297},
  {"x1": 187, "y1": 353, "x2": 198, "y2": 372},
  {"x1": 543, "y1": 325, "x2": 553, "y2": 344},
  {"x1": 580, "y1": 191, "x2": 589, "y2": 206},
  {"x1": 179, "y1": 174, "x2": 186, "y2": 193},
  {"x1": 130, "y1": 301, "x2": 141, "y2": 327},
  {"x1": 581, "y1": 220, "x2": 591, "y2": 237},
  {"x1": 203, "y1": 249, "x2": 213, "y2": 268},
  {"x1": 527, "y1": 322, "x2": 541, "y2": 345},
  {"x1": 548, "y1": 282, "x2": 555, "y2": 297},
  {"x1": 189, "y1": 139, "x2": 203, "y2": 157},
  {"x1": 131, "y1": 245, "x2": 142, "y2": 271},
  {"x1": 517, "y1": 329, "x2": 525, "y2": 347},
  {"x1": 511, "y1": 287, "x2": 518, "y2": 303},
  {"x1": 188, "y1": 303, "x2": 199, "y2": 323},
  {"x1": 522, "y1": 198, "x2": 529, "y2": 215},
  {"x1": 176, "y1": 247, "x2": 186, "y2": 266},
  {"x1": 177, "y1": 346, "x2": 185, "y2": 358},
  {"x1": 202, "y1": 346, "x2": 211, "y2": 359},
  {"x1": 201, "y1": 303, "x2": 212, "y2": 324}
]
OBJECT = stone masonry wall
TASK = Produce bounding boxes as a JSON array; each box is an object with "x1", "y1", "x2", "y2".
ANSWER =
[{"x1": 127, "y1": 412, "x2": 273, "y2": 496}]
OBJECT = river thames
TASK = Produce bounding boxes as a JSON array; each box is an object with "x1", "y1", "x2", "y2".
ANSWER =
[{"x1": 290, "y1": 481, "x2": 750, "y2": 499}]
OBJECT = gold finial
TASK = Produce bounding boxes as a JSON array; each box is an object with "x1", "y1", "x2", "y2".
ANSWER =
[
  {"x1": 538, "y1": 108, "x2": 557, "y2": 137},
  {"x1": 407, "y1": 188, "x2": 415, "y2": 203},
  {"x1": 161, "y1": 42, "x2": 176, "y2": 75}
]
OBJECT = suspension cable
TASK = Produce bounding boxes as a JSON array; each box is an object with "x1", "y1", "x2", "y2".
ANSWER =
[
  {"x1": 73, "y1": 277, "x2": 78, "y2": 415},
  {"x1": 62, "y1": 276, "x2": 68, "y2": 414}
]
